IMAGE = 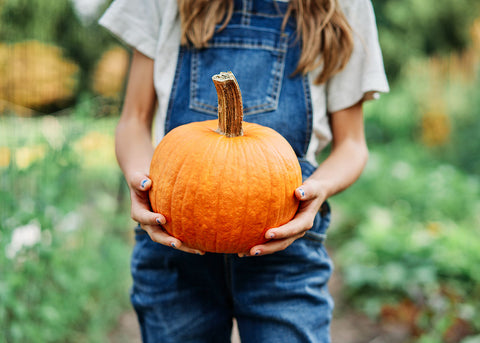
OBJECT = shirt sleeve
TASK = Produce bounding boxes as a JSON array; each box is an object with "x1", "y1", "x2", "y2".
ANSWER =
[
  {"x1": 326, "y1": 0, "x2": 389, "y2": 113},
  {"x1": 98, "y1": 0, "x2": 163, "y2": 59}
]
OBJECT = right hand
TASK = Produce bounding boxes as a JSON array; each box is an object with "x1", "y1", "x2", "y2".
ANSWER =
[{"x1": 129, "y1": 172, "x2": 205, "y2": 255}]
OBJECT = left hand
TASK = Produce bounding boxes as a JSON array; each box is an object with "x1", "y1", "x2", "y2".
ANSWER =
[{"x1": 240, "y1": 179, "x2": 327, "y2": 257}]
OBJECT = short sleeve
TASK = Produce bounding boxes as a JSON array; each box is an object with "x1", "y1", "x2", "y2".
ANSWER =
[
  {"x1": 98, "y1": 0, "x2": 163, "y2": 59},
  {"x1": 326, "y1": 0, "x2": 389, "y2": 113}
]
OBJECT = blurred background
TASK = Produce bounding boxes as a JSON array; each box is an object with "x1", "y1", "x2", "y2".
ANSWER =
[{"x1": 0, "y1": 0, "x2": 479, "y2": 342}]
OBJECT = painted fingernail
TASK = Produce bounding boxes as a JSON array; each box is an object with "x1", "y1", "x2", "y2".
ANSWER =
[
  {"x1": 156, "y1": 218, "x2": 162, "y2": 225},
  {"x1": 267, "y1": 232, "x2": 275, "y2": 239},
  {"x1": 171, "y1": 242, "x2": 176, "y2": 248},
  {"x1": 254, "y1": 250, "x2": 261, "y2": 256},
  {"x1": 298, "y1": 188, "x2": 305, "y2": 198},
  {"x1": 141, "y1": 179, "x2": 148, "y2": 189}
]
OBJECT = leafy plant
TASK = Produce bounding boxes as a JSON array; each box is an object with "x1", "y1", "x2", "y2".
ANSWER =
[
  {"x1": 330, "y1": 143, "x2": 480, "y2": 340},
  {"x1": 372, "y1": 0, "x2": 480, "y2": 82},
  {"x1": 0, "y1": 112, "x2": 133, "y2": 342}
]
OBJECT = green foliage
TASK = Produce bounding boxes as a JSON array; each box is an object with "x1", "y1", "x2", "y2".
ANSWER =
[
  {"x1": 434, "y1": 81, "x2": 480, "y2": 175},
  {"x1": 373, "y1": 0, "x2": 480, "y2": 82},
  {"x1": 0, "y1": 0, "x2": 71, "y2": 42},
  {"x1": 363, "y1": 81, "x2": 420, "y2": 144},
  {"x1": 329, "y1": 46, "x2": 480, "y2": 338},
  {"x1": 0, "y1": 113, "x2": 133, "y2": 342},
  {"x1": 363, "y1": 55, "x2": 480, "y2": 175},
  {"x1": 330, "y1": 144, "x2": 480, "y2": 338}
]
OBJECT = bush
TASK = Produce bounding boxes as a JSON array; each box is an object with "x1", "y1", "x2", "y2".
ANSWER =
[
  {"x1": 364, "y1": 39, "x2": 480, "y2": 175},
  {"x1": 373, "y1": 0, "x2": 480, "y2": 82},
  {"x1": 0, "y1": 0, "x2": 122, "y2": 108},
  {"x1": 0, "y1": 112, "x2": 133, "y2": 342},
  {"x1": 0, "y1": 41, "x2": 79, "y2": 112},
  {"x1": 330, "y1": 144, "x2": 480, "y2": 339},
  {"x1": 329, "y1": 43, "x2": 480, "y2": 338}
]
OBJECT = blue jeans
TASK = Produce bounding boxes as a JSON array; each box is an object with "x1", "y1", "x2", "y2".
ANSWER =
[{"x1": 130, "y1": 201, "x2": 333, "y2": 343}]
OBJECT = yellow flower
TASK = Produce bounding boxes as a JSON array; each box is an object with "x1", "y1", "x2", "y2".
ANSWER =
[
  {"x1": 74, "y1": 131, "x2": 116, "y2": 169},
  {"x1": 421, "y1": 111, "x2": 451, "y2": 147},
  {"x1": 471, "y1": 17, "x2": 480, "y2": 55},
  {"x1": 92, "y1": 47, "x2": 130, "y2": 98},
  {"x1": 426, "y1": 222, "x2": 441, "y2": 236},
  {"x1": 0, "y1": 146, "x2": 11, "y2": 168},
  {"x1": 0, "y1": 40, "x2": 79, "y2": 111},
  {"x1": 15, "y1": 145, "x2": 46, "y2": 170}
]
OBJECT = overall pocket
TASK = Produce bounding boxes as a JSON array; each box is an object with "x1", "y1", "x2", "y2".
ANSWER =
[{"x1": 190, "y1": 25, "x2": 289, "y2": 116}]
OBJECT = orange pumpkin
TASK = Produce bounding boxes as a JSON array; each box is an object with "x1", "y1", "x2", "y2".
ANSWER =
[{"x1": 149, "y1": 72, "x2": 302, "y2": 253}]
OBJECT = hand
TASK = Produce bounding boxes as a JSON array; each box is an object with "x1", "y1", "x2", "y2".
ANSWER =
[
  {"x1": 129, "y1": 172, "x2": 205, "y2": 255},
  {"x1": 240, "y1": 179, "x2": 326, "y2": 257}
]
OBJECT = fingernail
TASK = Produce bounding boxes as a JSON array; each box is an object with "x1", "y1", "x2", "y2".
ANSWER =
[
  {"x1": 141, "y1": 179, "x2": 148, "y2": 189},
  {"x1": 171, "y1": 242, "x2": 176, "y2": 248},
  {"x1": 254, "y1": 250, "x2": 261, "y2": 256},
  {"x1": 298, "y1": 188, "x2": 305, "y2": 198},
  {"x1": 267, "y1": 232, "x2": 275, "y2": 239},
  {"x1": 156, "y1": 217, "x2": 165, "y2": 225}
]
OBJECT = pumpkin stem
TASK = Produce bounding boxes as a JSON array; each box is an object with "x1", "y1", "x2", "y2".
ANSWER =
[{"x1": 212, "y1": 71, "x2": 243, "y2": 137}]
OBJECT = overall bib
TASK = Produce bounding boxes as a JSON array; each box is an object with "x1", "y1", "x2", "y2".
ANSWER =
[{"x1": 131, "y1": 1, "x2": 333, "y2": 342}]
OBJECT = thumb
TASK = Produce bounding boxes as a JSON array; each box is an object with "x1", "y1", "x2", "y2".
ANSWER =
[
  {"x1": 295, "y1": 181, "x2": 318, "y2": 201},
  {"x1": 130, "y1": 172, "x2": 152, "y2": 191}
]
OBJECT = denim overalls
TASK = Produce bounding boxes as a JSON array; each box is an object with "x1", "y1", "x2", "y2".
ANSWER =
[{"x1": 131, "y1": 1, "x2": 333, "y2": 342}]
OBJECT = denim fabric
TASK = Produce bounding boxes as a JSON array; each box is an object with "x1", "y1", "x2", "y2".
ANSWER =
[
  {"x1": 132, "y1": 0, "x2": 334, "y2": 341},
  {"x1": 166, "y1": 0, "x2": 312, "y2": 158},
  {"x1": 131, "y1": 203, "x2": 332, "y2": 343}
]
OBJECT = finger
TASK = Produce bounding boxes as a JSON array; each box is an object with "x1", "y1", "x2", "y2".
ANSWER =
[
  {"x1": 295, "y1": 186, "x2": 307, "y2": 200},
  {"x1": 265, "y1": 215, "x2": 314, "y2": 240},
  {"x1": 131, "y1": 196, "x2": 166, "y2": 225},
  {"x1": 139, "y1": 178, "x2": 152, "y2": 191},
  {"x1": 295, "y1": 179, "x2": 321, "y2": 201},
  {"x1": 249, "y1": 232, "x2": 306, "y2": 256},
  {"x1": 130, "y1": 184, "x2": 163, "y2": 223},
  {"x1": 130, "y1": 172, "x2": 152, "y2": 191},
  {"x1": 142, "y1": 225, "x2": 205, "y2": 255}
]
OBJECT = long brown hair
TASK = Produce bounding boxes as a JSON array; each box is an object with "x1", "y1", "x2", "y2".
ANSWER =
[{"x1": 178, "y1": 0, "x2": 354, "y2": 84}]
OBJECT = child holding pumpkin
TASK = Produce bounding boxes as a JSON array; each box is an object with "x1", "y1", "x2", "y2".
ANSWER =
[{"x1": 100, "y1": 0, "x2": 388, "y2": 342}]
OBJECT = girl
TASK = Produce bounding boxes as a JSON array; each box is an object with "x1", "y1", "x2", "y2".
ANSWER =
[{"x1": 100, "y1": 0, "x2": 389, "y2": 342}]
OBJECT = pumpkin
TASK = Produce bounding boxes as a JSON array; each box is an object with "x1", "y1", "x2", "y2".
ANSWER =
[{"x1": 149, "y1": 72, "x2": 302, "y2": 253}]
